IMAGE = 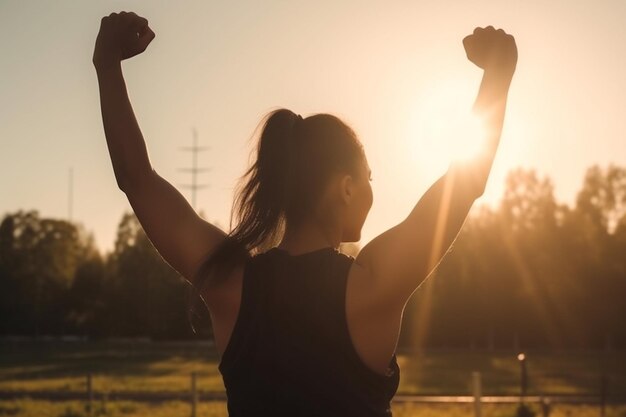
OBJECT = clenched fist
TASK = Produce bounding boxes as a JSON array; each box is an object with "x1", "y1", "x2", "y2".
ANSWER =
[
  {"x1": 93, "y1": 11, "x2": 155, "y2": 70},
  {"x1": 463, "y1": 26, "x2": 517, "y2": 76}
]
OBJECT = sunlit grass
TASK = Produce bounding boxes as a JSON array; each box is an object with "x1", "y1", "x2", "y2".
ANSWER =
[
  {"x1": 0, "y1": 399, "x2": 228, "y2": 417},
  {"x1": 393, "y1": 403, "x2": 626, "y2": 417},
  {"x1": 1, "y1": 400, "x2": 626, "y2": 417},
  {"x1": 1, "y1": 341, "x2": 625, "y2": 396},
  {"x1": 0, "y1": 373, "x2": 226, "y2": 393},
  {"x1": 0, "y1": 341, "x2": 226, "y2": 393},
  {"x1": 397, "y1": 350, "x2": 626, "y2": 395}
]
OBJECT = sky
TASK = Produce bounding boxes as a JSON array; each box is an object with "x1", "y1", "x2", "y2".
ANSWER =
[{"x1": 1, "y1": 0, "x2": 626, "y2": 256}]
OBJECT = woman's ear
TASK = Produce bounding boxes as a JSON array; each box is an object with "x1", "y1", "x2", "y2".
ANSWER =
[{"x1": 339, "y1": 174, "x2": 354, "y2": 205}]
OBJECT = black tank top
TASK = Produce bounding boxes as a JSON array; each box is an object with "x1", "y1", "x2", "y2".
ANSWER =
[{"x1": 218, "y1": 246, "x2": 400, "y2": 417}]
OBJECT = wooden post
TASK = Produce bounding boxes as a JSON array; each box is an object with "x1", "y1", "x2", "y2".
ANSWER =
[
  {"x1": 600, "y1": 374, "x2": 608, "y2": 417},
  {"x1": 540, "y1": 396, "x2": 551, "y2": 417},
  {"x1": 86, "y1": 373, "x2": 93, "y2": 417},
  {"x1": 472, "y1": 371, "x2": 482, "y2": 417},
  {"x1": 101, "y1": 391, "x2": 108, "y2": 415},
  {"x1": 191, "y1": 371, "x2": 198, "y2": 417},
  {"x1": 518, "y1": 353, "x2": 528, "y2": 402}
]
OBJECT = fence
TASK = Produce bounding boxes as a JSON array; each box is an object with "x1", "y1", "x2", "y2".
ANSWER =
[{"x1": 1, "y1": 370, "x2": 621, "y2": 417}]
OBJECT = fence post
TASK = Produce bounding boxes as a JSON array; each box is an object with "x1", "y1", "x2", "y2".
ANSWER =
[
  {"x1": 472, "y1": 371, "x2": 482, "y2": 417},
  {"x1": 102, "y1": 391, "x2": 108, "y2": 415},
  {"x1": 600, "y1": 374, "x2": 608, "y2": 417},
  {"x1": 86, "y1": 373, "x2": 93, "y2": 417},
  {"x1": 517, "y1": 353, "x2": 528, "y2": 402},
  {"x1": 191, "y1": 371, "x2": 198, "y2": 417},
  {"x1": 540, "y1": 396, "x2": 551, "y2": 417}
]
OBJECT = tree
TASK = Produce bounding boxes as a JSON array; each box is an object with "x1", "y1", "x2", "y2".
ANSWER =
[
  {"x1": 576, "y1": 164, "x2": 626, "y2": 235},
  {"x1": 66, "y1": 252, "x2": 106, "y2": 337},
  {"x1": 104, "y1": 211, "x2": 210, "y2": 339},
  {"x1": 0, "y1": 210, "x2": 95, "y2": 335},
  {"x1": 571, "y1": 165, "x2": 626, "y2": 346}
]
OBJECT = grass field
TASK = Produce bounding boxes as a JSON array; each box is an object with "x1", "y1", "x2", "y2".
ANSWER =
[
  {"x1": 1, "y1": 340, "x2": 625, "y2": 416},
  {"x1": 1, "y1": 400, "x2": 626, "y2": 417},
  {"x1": 1, "y1": 340, "x2": 625, "y2": 395}
]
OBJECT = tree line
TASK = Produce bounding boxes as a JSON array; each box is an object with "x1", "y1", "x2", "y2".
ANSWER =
[{"x1": 1, "y1": 164, "x2": 625, "y2": 349}]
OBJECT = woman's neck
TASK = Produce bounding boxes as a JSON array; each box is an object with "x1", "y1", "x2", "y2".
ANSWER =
[{"x1": 278, "y1": 220, "x2": 341, "y2": 256}]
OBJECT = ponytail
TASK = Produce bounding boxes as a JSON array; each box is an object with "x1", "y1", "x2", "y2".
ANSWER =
[
  {"x1": 188, "y1": 108, "x2": 363, "y2": 329},
  {"x1": 231, "y1": 109, "x2": 303, "y2": 255}
]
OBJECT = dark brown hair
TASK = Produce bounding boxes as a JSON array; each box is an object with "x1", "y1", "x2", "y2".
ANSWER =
[{"x1": 188, "y1": 109, "x2": 364, "y2": 321}]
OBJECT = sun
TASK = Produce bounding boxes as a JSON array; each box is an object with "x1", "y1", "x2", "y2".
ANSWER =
[{"x1": 408, "y1": 77, "x2": 487, "y2": 173}]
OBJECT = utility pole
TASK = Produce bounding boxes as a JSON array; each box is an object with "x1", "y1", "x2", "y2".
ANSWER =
[
  {"x1": 68, "y1": 166, "x2": 73, "y2": 222},
  {"x1": 178, "y1": 127, "x2": 210, "y2": 211}
]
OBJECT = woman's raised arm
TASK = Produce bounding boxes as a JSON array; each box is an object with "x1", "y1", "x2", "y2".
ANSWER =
[
  {"x1": 355, "y1": 26, "x2": 518, "y2": 309},
  {"x1": 93, "y1": 12, "x2": 226, "y2": 283}
]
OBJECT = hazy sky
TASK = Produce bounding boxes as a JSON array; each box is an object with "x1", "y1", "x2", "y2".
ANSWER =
[{"x1": 1, "y1": 1, "x2": 625, "y2": 255}]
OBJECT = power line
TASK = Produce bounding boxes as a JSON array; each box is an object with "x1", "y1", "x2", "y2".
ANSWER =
[{"x1": 178, "y1": 127, "x2": 210, "y2": 211}]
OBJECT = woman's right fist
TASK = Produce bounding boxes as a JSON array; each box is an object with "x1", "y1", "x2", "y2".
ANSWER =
[
  {"x1": 93, "y1": 11, "x2": 155, "y2": 70},
  {"x1": 463, "y1": 26, "x2": 517, "y2": 76}
]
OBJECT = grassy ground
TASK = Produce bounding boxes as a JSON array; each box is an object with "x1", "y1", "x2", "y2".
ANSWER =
[
  {"x1": 1, "y1": 399, "x2": 626, "y2": 417},
  {"x1": 0, "y1": 341, "x2": 225, "y2": 393},
  {"x1": 396, "y1": 349, "x2": 626, "y2": 395},
  {"x1": 1, "y1": 341, "x2": 625, "y2": 396}
]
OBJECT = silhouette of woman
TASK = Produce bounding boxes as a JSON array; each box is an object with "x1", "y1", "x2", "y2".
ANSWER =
[{"x1": 93, "y1": 12, "x2": 517, "y2": 417}]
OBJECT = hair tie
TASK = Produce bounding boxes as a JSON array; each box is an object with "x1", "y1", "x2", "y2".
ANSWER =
[{"x1": 291, "y1": 113, "x2": 304, "y2": 134}]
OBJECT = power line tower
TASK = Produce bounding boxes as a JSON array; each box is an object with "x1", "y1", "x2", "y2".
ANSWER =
[{"x1": 178, "y1": 127, "x2": 210, "y2": 211}]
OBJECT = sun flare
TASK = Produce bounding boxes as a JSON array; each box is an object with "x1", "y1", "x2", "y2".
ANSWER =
[{"x1": 409, "y1": 78, "x2": 487, "y2": 171}]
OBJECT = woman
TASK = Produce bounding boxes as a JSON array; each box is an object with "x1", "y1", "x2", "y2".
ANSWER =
[{"x1": 93, "y1": 12, "x2": 517, "y2": 416}]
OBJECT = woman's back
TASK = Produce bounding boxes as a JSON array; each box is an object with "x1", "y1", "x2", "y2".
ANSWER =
[{"x1": 219, "y1": 246, "x2": 399, "y2": 417}]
